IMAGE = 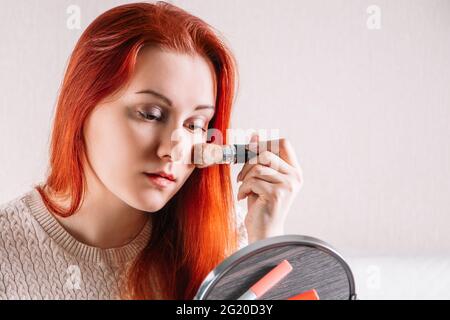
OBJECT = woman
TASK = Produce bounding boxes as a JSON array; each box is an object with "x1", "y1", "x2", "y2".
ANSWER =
[{"x1": 0, "y1": 2, "x2": 303, "y2": 300}]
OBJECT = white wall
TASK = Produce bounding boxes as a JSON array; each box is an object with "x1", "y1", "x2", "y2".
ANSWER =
[{"x1": 1, "y1": 0, "x2": 449, "y2": 298}]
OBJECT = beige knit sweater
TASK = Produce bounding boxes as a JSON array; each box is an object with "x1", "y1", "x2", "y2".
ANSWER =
[{"x1": 0, "y1": 188, "x2": 248, "y2": 300}]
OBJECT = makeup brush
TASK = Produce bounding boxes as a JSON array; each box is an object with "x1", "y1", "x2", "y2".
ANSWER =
[{"x1": 192, "y1": 139, "x2": 279, "y2": 168}]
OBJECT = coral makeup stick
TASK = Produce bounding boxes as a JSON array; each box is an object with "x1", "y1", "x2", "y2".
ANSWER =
[
  {"x1": 287, "y1": 289, "x2": 320, "y2": 300},
  {"x1": 237, "y1": 260, "x2": 293, "y2": 300}
]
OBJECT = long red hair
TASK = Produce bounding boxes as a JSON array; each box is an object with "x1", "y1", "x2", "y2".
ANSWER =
[{"x1": 35, "y1": 1, "x2": 240, "y2": 299}]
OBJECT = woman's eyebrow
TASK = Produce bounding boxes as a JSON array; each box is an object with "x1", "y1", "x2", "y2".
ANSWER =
[{"x1": 135, "y1": 89, "x2": 215, "y2": 111}]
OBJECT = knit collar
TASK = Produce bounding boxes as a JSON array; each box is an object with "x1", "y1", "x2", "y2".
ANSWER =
[{"x1": 25, "y1": 187, "x2": 152, "y2": 265}]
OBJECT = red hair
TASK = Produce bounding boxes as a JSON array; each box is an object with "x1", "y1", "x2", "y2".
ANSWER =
[{"x1": 35, "y1": 1, "x2": 240, "y2": 299}]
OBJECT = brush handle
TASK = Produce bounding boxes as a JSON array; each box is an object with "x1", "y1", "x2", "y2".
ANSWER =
[
  {"x1": 232, "y1": 144, "x2": 258, "y2": 163},
  {"x1": 233, "y1": 139, "x2": 280, "y2": 164}
]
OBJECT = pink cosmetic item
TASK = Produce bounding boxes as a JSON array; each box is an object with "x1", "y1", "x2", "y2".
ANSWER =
[{"x1": 237, "y1": 259, "x2": 293, "y2": 300}]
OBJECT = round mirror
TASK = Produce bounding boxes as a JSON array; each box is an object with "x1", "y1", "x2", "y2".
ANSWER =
[{"x1": 194, "y1": 235, "x2": 357, "y2": 300}]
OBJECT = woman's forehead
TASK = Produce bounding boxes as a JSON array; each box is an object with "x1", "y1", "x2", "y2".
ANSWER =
[{"x1": 128, "y1": 47, "x2": 217, "y2": 107}]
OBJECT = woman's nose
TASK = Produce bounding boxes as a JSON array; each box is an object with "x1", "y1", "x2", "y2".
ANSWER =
[{"x1": 156, "y1": 127, "x2": 190, "y2": 163}]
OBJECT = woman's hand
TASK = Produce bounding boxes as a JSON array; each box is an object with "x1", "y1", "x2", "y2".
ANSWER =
[{"x1": 236, "y1": 133, "x2": 304, "y2": 244}]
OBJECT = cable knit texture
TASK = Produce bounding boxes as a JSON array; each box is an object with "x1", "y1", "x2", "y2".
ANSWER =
[{"x1": 0, "y1": 188, "x2": 249, "y2": 300}]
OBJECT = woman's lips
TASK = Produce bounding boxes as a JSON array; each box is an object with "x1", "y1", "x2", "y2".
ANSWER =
[{"x1": 144, "y1": 173, "x2": 175, "y2": 188}]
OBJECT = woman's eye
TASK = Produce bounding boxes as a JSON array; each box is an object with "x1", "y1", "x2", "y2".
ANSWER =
[
  {"x1": 137, "y1": 111, "x2": 161, "y2": 121},
  {"x1": 189, "y1": 122, "x2": 207, "y2": 132},
  {"x1": 137, "y1": 109, "x2": 207, "y2": 132}
]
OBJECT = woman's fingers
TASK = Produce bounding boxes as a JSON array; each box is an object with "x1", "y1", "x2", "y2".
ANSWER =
[
  {"x1": 238, "y1": 150, "x2": 294, "y2": 182},
  {"x1": 248, "y1": 137, "x2": 301, "y2": 169},
  {"x1": 277, "y1": 138, "x2": 302, "y2": 171},
  {"x1": 237, "y1": 177, "x2": 275, "y2": 201},
  {"x1": 238, "y1": 163, "x2": 285, "y2": 184}
]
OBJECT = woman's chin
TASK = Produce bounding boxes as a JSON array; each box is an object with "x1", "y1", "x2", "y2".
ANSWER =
[{"x1": 132, "y1": 191, "x2": 169, "y2": 213}]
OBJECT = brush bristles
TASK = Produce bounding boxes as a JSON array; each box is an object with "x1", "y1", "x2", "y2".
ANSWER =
[{"x1": 193, "y1": 143, "x2": 225, "y2": 168}]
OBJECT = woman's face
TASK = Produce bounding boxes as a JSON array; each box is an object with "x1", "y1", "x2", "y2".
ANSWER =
[{"x1": 82, "y1": 47, "x2": 217, "y2": 213}]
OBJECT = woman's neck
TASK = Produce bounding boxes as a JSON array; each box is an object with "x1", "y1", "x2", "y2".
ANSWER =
[{"x1": 45, "y1": 185, "x2": 150, "y2": 250}]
